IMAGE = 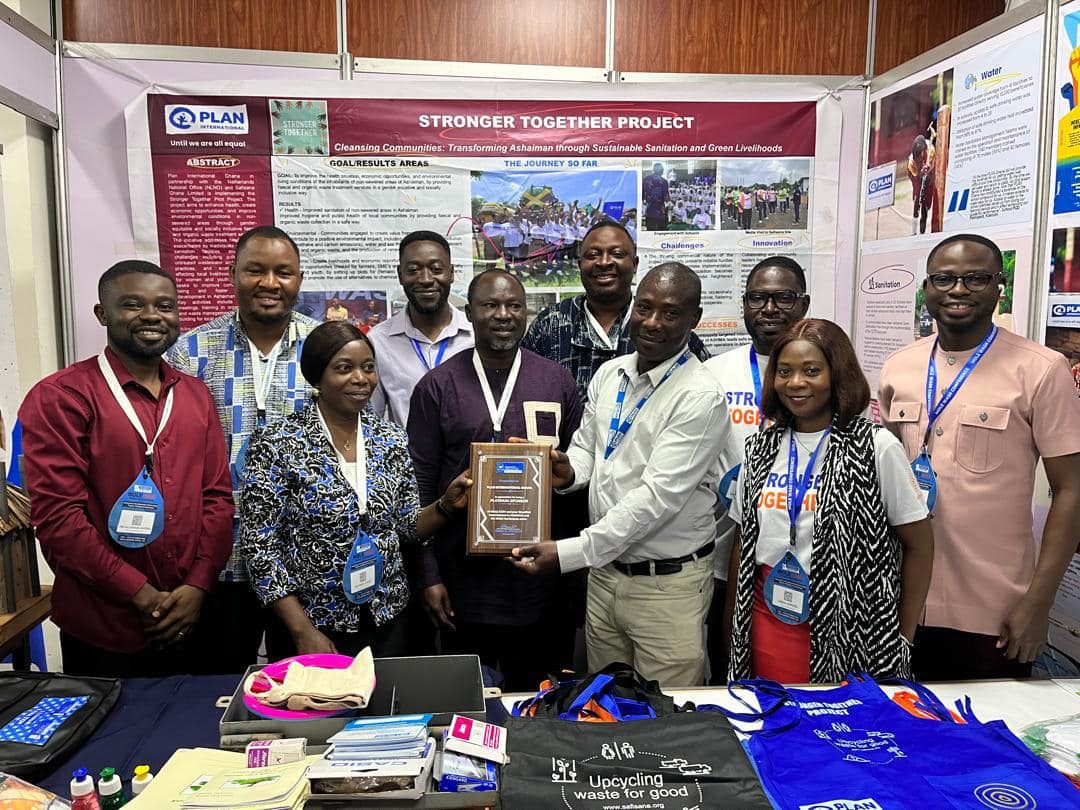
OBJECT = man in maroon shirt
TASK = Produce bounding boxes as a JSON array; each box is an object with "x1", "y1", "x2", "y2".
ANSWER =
[{"x1": 19, "y1": 261, "x2": 233, "y2": 677}]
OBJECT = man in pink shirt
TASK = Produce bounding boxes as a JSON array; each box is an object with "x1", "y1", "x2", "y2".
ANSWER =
[{"x1": 879, "y1": 234, "x2": 1080, "y2": 679}]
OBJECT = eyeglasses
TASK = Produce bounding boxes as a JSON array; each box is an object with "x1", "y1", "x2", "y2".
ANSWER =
[
  {"x1": 927, "y1": 272, "x2": 1000, "y2": 292},
  {"x1": 744, "y1": 290, "x2": 806, "y2": 310}
]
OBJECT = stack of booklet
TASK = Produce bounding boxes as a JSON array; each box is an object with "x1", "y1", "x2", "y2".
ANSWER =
[
  {"x1": 128, "y1": 748, "x2": 310, "y2": 810},
  {"x1": 308, "y1": 714, "x2": 436, "y2": 800}
]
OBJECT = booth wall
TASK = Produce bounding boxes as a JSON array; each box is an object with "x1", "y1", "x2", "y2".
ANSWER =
[
  {"x1": 61, "y1": 0, "x2": 338, "y2": 52},
  {"x1": 62, "y1": 0, "x2": 1008, "y2": 76},
  {"x1": 615, "y1": 0, "x2": 869, "y2": 75},
  {"x1": 62, "y1": 56, "x2": 341, "y2": 360},
  {"x1": 874, "y1": 0, "x2": 1004, "y2": 74},
  {"x1": 347, "y1": 0, "x2": 606, "y2": 68}
]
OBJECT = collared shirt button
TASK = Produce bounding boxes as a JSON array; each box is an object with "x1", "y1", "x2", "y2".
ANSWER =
[
  {"x1": 979, "y1": 412, "x2": 988, "y2": 422},
  {"x1": 935, "y1": 426, "x2": 944, "y2": 437}
]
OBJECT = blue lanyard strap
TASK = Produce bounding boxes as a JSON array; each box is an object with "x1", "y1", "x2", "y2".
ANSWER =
[
  {"x1": 923, "y1": 325, "x2": 997, "y2": 449},
  {"x1": 605, "y1": 349, "x2": 691, "y2": 460},
  {"x1": 410, "y1": 337, "x2": 449, "y2": 371},
  {"x1": 786, "y1": 428, "x2": 830, "y2": 544},
  {"x1": 748, "y1": 345, "x2": 766, "y2": 431}
]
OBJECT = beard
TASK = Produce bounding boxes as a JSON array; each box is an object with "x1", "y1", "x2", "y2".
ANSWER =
[
  {"x1": 406, "y1": 285, "x2": 449, "y2": 315},
  {"x1": 110, "y1": 328, "x2": 178, "y2": 359},
  {"x1": 482, "y1": 335, "x2": 519, "y2": 352}
]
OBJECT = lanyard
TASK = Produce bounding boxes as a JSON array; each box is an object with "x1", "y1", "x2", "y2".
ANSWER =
[
  {"x1": 317, "y1": 405, "x2": 367, "y2": 515},
  {"x1": 748, "y1": 345, "x2": 767, "y2": 432},
  {"x1": 584, "y1": 304, "x2": 632, "y2": 352},
  {"x1": 923, "y1": 325, "x2": 997, "y2": 450},
  {"x1": 247, "y1": 337, "x2": 283, "y2": 422},
  {"x1": 786, "y1": 428, "x2": 829, "y2": 544},
  {"x1": 410, "y1": 337, "x2": 449, "y2": 372},
  {"x1": 97, "y1": 353, "x2": 175, "y2": 474},
  {"x1": 473, "y1": 349, "x2": 523, "y2": 438},
  {"x1": 605, "y1": 349, "x2": 691, "y2": 460},
  {"x1": 225, "y1": 318, "x2": 302, "y2": 433}
]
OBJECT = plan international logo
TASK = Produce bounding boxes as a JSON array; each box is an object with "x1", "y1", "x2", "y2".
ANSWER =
[{"x1": 165, "y1": 104, "x2": 249, "y2": 135}]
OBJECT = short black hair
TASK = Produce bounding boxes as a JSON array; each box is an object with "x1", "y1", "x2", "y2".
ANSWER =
[
  {"x1": 300, "y1": 321, "x2": 376, "y2": 388},
  {"x1": 580, "y1": 218, "x2": 636, "y2": 249},
  {"x1": 399, "y1": 230, "x2": 451, "y2": 261},
  {"x1": 235, "y1": 226, "x2": 300, "y2": 263},
  {"x1": 926, "y1": 233, "x2": 1003, "y2": 274},
  {"x1": 911, "y1": 135, "x2": 928, "y2": 157},
  {"x1": 467, "y1": 268, "x2": 526, "y2": 303},
  {"x1": 97, "y1": 260, "x2": 175, "y2": 302},
  {"x1": 639, "y1": 262, "x2": 702, "y2": 308},
  {"x1": 745, "y1": 256, "x2": 807, "y2": 292}
]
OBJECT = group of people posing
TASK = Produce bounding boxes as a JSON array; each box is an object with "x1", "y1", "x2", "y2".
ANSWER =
[{"x1": 18, "y1": 221, "x2": 1080, "y2": 691}]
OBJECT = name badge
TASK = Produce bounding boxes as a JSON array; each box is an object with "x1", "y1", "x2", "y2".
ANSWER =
[
  {"x1": 718, "y1": 464, "x2": 740, "y2": 511},
  {"x1": 911, "y1": 449, "x2": 937, "y2": 513},
  {"x1": 232, "y1": 435, "x2": 252, "y2": 489},
  {"x1": 343, "y1": 528, "x2": 383, "y2": 605},
  {"x1": 107, "y1": 466, "x2": 166, "y2": 549},
  {"x1": 764, "y1": 551, "x2": 811, "y2": 625}
]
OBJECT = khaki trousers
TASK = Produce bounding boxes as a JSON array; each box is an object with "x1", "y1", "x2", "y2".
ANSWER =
[{"x1": 585, "y1": 555, "x2": 713, "y2": 687}]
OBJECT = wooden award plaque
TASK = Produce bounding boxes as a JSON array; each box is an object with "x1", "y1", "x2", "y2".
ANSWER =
[{"x1": 466, "y1": 442, "x2": 551, "y2": 556}]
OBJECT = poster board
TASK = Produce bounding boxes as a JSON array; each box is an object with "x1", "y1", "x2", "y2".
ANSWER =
[
  {"x1": 856, "y1": 15, "x2": 1044, "y2": 398},
  {"x1": 120, "y1": 79, "x2": 844, "y2": 355},
  {"x1": 1039, "y1": 0, "x2": 1080, "y2": 666}
]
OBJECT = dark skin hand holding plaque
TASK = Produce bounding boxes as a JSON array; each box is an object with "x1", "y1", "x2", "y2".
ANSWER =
[{"x1": 466, "y1": 441, "x2": 552, "y2": 555}]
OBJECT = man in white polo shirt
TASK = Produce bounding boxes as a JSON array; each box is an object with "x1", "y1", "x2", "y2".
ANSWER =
[
  {"x1": 512, "y1": 263, "x2": 730, "y2": 686},
  {"x1": 703, "y1": 256, "x2": 809, "y2": 681}
]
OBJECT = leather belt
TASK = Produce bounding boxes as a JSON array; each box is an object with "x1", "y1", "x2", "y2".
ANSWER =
[{"x1": 611, "y1": 541, "x2": 715, "y2": 577}]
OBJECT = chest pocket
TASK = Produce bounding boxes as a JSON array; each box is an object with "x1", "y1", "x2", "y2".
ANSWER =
[
  {"x1": 955, "y1": 404, "x2": 1009, "y2": 473},
  {"x1": 887, "y1": 400, "x2": 923, "y2": 459}
]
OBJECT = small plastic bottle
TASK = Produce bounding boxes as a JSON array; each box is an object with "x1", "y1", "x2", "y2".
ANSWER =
[
  {"x1": 131, "y1": 765, "x2": 154, "y2": 796},
  {"x1": 97, "y1": 767, "x2": 127, "y2": 809},
  {"x1": 70, "y1": 768, "x2": 102, "y2": 810}
]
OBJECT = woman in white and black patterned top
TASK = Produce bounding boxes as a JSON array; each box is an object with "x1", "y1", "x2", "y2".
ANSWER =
[
  {"x1": 726, "y1": 319, "x2": 934, "y2": 684},
  {"x1": 238, "y1": 321, "x2": 470, "y2": 661}
]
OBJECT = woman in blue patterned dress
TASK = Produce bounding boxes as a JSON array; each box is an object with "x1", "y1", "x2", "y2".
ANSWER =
[{"x1": 238, "y1": 321, "x2": 470, "y2": 660}]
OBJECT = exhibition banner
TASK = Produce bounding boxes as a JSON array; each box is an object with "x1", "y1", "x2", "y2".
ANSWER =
[
  {"x1": 1040, "y1": 1, "x2": 1080, "y2": 666},
  {"x1": 130, "y1": 91, "x2": 825, "y2": 350},
  {"x1": 856, "y1": 16, "x2": 1043, "y2": 393}
]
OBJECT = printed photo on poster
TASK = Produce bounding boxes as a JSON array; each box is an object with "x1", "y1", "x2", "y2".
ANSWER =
[
  {"x1": 638, "y1": 160, "x2": 717, "y2": 232},
  {"x1": 1047, "y1": 226, "x2": 1080, "y2": 388},
  {"x1": 469, "y1": 168, "x2": 637, "y2": 286},
  {"x1": 718, "y1": 159, "x2": 810, "y2": 231},
  {"x1": 864, "y1": 71, "x2": 953, "y2": 241},
  {"x1": 1056, "y1": 10, "x2": 1080, "y2": 214},
  {"x1": 295, "y1": 290, "x2": 388, "y2": 332}
]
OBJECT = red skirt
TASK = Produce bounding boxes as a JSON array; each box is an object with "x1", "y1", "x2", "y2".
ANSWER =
[{"x1": 751, "y1": 564, "x2": 811, "y2": 683}]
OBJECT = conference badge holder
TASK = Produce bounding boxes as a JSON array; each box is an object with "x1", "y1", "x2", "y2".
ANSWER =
[
  {"x1": 342, "y1": 526, "x2": 383, "y2": 605},
  {"x1": 107, "y1": 465, "x2": 165, "y2": 549},
  {"x1": 911, "y1": 448, "x2": 938, "y2": 513},
  {"x1": 764, "y1": 551, "x2": 811, "y2": 625},
  {"x1": 718, "y1": 464, "x2": 740, "y2": 510}
]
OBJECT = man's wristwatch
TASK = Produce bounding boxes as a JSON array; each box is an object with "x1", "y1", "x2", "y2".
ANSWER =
[{"x1": 435, "y1": 498, "x2": 455, "y2": 519}]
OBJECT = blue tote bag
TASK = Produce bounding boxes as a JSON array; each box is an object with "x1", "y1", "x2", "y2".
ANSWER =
[{"x1": 721, "y1": 673, "x2": 1080, "y2": 809}]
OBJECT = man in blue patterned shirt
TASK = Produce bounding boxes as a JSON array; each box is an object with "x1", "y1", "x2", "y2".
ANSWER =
[
  {"x1": 521, "y1": 220, "x2": 709, "y2": 404},
  {"x1": 167, "y1": 225, "x2": 319, "y2": 673}
]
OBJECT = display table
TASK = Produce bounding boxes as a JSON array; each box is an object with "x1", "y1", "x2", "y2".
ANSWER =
[
  {"x1": 35, "y1": 673, "x2": 1080, "y2": 808},
  {"x1": 0, "y1": 586, "x2": 50, "y2": 669}
]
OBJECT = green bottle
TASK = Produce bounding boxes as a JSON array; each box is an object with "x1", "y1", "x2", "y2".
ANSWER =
[{"x1": 98, "y1": 767, "x2": 127, "y2": 808}]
